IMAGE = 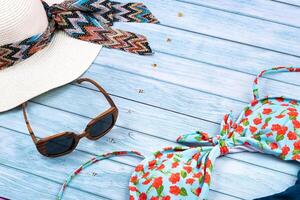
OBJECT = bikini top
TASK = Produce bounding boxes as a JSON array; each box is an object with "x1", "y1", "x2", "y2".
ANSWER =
[{"x1": 57, "y1": 66, "x2": 300, "y2": 200}]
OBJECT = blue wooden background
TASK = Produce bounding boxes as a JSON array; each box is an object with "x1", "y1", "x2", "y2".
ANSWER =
[{"x1": 0, "y1": 0, "x2": 300, "y2": 199}]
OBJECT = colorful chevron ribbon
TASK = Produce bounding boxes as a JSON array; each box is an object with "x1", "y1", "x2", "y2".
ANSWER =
[{"x1": 0, "y1": 0, "x2": 159, "y2": 70}]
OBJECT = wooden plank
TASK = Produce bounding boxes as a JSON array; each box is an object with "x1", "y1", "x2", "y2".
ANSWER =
[
  {"x1": 97, "y1": 26, "x2": 300, "y2": 87},
  {"x1": 118, "y1": 0, "x2": 300, "y2": 56},
  {"x1": 0, "y1": 106, "x2": 297, "y2": 199},
  {"x1": 177, "y1": 0, "x2": 300, "y2": 28},
  {"x1": 5, "y1": 83, "x2": 297, "y2": 175},
  {"x1": 94, "y1": 50, "x2": 300, "y2": 104},
  {"x1": 84, "y1": 63, "x2": 246, "y2": 123},
  {"x1": 0, "y1": 164, "x2": 108, "y2": 200}
]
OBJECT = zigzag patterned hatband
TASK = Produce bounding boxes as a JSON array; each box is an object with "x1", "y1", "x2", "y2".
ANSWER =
[{"x1": 0, "y1": 0, "x2": 159, "y2": 70}]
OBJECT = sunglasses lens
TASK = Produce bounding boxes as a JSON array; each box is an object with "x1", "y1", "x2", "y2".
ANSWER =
[
  {"x1": 88, "y1": 113, "x2": 114, "y2": 138},
  {"x1": 44, "y1": 134, "x2": 76, "y2": 156}
]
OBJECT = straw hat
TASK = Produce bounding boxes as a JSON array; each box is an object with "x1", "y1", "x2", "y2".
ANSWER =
[{"x1": 0, "y1": 0, "x2": 102, "y2": 112}]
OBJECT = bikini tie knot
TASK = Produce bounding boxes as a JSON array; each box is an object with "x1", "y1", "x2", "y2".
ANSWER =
[{"x1": 177, "y1": 112, "x2": 236, "y2": 156}]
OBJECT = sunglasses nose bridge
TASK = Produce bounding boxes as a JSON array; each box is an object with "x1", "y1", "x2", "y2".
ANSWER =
[{"x1": 78, "y1": 131, "x2": 88, "y2": 139}]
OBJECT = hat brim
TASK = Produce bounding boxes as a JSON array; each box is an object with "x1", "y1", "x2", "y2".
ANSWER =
[{"x1": 0, "y1": 31, "x2": 102, "y2": 112}]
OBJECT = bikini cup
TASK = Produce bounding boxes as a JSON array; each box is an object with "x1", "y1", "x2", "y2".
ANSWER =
[{"x1": 58, "y1": 67, "x2": 300, "y2": 200}]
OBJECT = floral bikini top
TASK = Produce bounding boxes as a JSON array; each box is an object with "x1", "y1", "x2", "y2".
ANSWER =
[{"x1": 57, "y1": 67, "x2": 300, "y2": 200}]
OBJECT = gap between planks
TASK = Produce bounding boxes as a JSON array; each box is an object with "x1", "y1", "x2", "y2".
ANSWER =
[
  {"x1": 154, "y1": 50, "x2": 300, "y2": 89},
  {"x1": 121, "y1": 0, "x2": 300, "y2": 58},
  {"x1": 174, "y1": 0, "x2": 300, "y2": 29},
  {"x1": 269, "y1": 0, "x2": 300, "y2": 7},
  {"x1": 93, "y1": 60, "x2": 300, "y2": 104},
  {"x1": 159, "y1": 23, "x2": 300, "y2": 59}
]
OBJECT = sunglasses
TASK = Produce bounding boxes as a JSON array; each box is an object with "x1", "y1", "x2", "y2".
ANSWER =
[{"x1": 22, "y1": 78, "x2": 118, "y2": 157}]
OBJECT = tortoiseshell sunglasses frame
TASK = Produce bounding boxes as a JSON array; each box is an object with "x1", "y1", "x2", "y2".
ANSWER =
[{"x1": 22, "y1": 78, "x2": 118, "y2": 157}]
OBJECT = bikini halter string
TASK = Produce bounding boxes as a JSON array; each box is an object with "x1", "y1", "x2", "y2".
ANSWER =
[
  {"x1": 57, "y1": 151, "x2": 145, "y2": 199},
  {"x1": 0, "y1": 0, "x2": 159, "y2": 70},
  {"x1": 57, "y1": 67, "x2": 300, "y2": 200}
]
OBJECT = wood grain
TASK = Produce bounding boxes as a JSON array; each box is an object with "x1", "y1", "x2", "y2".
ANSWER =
[
  {"x1": 93, "y1": 51, "x2": 300, "y2": 103},
  {"x1": 177, "y1": 0, "x2": 300, "y2": 28},
  {"x1": 98, "y1": 27, "x2": 300, "y2": 86},
  {"x1": 119, "y1": 0, "x2": 300, "y2": 56}
]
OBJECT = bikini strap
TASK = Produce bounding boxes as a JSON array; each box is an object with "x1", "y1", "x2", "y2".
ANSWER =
[
  {"x1": 253, "y1": 66, "x2": 300, "y2": 100},
  {"x1": 57, "y1": 150, "x2": 145, "y2": 200}
]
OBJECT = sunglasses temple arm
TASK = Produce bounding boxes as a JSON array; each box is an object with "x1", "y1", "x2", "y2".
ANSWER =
[
  {"x1": 21, "y1": 103, "x2": 38, "y2": 144},
  {"x1": 101, "y1": 89, "x2": 117, "y2": 108},
  {"x1": 76, "y1": 78, "x2": 117, "y2": 108}
]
